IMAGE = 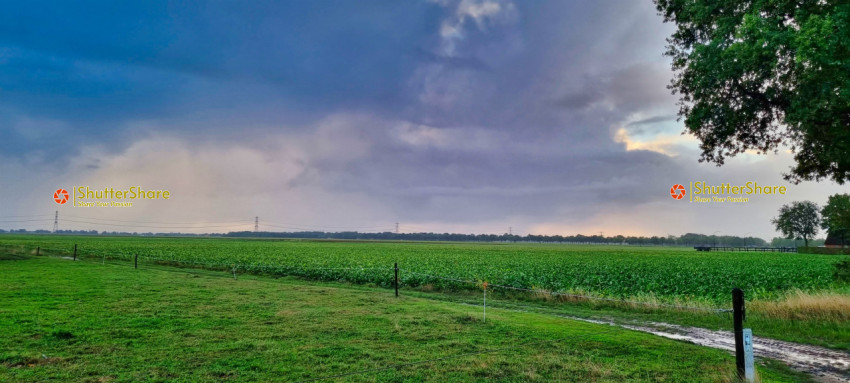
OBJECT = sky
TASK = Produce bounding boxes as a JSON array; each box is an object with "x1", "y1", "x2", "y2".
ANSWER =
[{"x1": 0, "y1": 0, "x2": 846, "y2": 239}]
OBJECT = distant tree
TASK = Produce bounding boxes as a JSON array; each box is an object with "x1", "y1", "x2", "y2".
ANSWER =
[
  {"x1": 771, "y1": 236, "x2": 824, "y2": 248},
  {"x1": 772, "y1": 201, "x2": 820, "y2": 247},
  {"x1": 654, "y1": 1, "x2": 850, "y2": 183},
  {"x1": 821, "y1": 194, "x2": 850, "y2": 246}
]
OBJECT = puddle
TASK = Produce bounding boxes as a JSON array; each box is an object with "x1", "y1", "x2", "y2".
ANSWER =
[{"x1": 471, "y1": 302, "x2": 850, "y2": 382}]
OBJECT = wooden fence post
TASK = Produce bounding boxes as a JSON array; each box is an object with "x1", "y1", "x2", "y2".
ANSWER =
[
  {"x1": 135, "y1": 254, "x2": 138, "y2": 269},
  {"x1": 36, "y1": 246, "x2": 40, "y2": 256},
  {"x1": 73, "y1": 244, "x2": 77, "y2": 261},
  {"x1": 733, "y1": 288, "x2": 746, "y2": 380},
  {"x1": 394, "y1": 262, "x2": 399, "y2": 297}
]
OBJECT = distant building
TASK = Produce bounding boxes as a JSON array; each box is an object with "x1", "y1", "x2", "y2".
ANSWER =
[{"x1": 825, "y1": 230, "x2": 848, "y2": 248}]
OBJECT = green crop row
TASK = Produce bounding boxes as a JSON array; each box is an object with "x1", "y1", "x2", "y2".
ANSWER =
[{"x1": 1, "y1": 235, "x2": 845, "y2": 304}]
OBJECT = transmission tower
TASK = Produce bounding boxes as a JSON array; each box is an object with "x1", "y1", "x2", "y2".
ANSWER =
[
  {"x1": 509, "y1": 226, "x2": 512, "y2": 235},
  {"x1": 52, "y1": 211, "x2": 59, "y2": 233},
  {"x1": 395, "y1": 222, "x2": 399, "y2": 234},
  {"x1": 254, "y1": 216, "x2": 259, "y2": 232}
]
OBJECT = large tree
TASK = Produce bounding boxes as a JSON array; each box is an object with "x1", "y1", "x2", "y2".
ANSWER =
[
  {"x1": 772, "y1": 201, "x2": 820, "y2": 247},
  {"x1": 654, "y1": 1, "x2": 850, "y2": 184},
  {"x1": 821, "y1": 193, "x2": 850, "y2": 245}
]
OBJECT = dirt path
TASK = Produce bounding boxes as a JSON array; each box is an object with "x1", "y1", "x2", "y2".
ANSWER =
[
  {"x1": 589, "y1": 319, "x2": 850, "y2": 382},
  {"x1": 470, "y1": 302, "x2": 850, "y2": 382},
  {"x1": 567, "y1": 316, "x2": 849, "y2": 382}
]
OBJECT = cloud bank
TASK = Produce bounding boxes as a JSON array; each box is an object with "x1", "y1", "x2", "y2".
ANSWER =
[{"x1": 1, "y1": 1, "x2": 845, "y2": 238}]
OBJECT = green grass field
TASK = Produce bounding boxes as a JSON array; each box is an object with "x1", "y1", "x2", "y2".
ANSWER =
[
  {"x1": 1, "y1": 235, "x2": 848, "y2": 352},
  {"x1": 0, "y1": 254, "x2": 810, "y2": 382}
]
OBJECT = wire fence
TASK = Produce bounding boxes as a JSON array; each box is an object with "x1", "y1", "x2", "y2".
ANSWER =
[
  {"x1": 1, "y1": 243, "x2": 733, "y2": 314},
  {"x1": 401, "y1": 270, "x2": 731, "y2": 313},
  {"x1": 1, "y1": 243, "x2": 745, "y2": 381}
]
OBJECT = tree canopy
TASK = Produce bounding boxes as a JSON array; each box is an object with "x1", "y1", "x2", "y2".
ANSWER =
[
  {"x1": 654, "y1": 0, "x2": 850, "y2": 183},
  {"x1": 821, "y1": 193, "x2": 850, "y2": 245},
  {"x1": 772, "y1": 200, "x2": 821, "y2": 246}
]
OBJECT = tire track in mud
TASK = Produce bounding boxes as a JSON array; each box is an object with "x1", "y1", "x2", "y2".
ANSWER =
[
  {"x1": 467, "y1": 302, "x2": 850, "y2": 382},
  {"x1": 602, "y1": 320, "x2": 850, "y2": 383}
]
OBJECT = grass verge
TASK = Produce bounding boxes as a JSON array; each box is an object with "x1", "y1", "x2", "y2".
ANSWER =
[
  {"x1": 0, "y1": 255, "x2": 812, "y2": 382},
  {"x1": 402, "y1": 287, "x2": 850, "y2": 352}
]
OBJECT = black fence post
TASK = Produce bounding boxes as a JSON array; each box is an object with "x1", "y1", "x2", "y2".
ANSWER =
[
  {"x1": 73, "y1": 244, "x2": 77, "y2": 261},
  {"x1": 36, "y1": 246, "x2": 40, "y2": 256},
  {"x1": 394, "y1": 262, "x2": 399, "y2": 297},
  {"x1": 135, "y1": 254, "x2": 138, "y2": 269},
  {"x1": 733, "y1": 288, "x2": 746, "y2": 380}
]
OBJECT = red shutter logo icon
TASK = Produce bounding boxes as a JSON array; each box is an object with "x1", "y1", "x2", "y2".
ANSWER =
[
  {"x1": 670, "y1": 184, "x2": 686, "y2": 200},
  {"x1": 54, "y1": 189, "x2": 69, "y2": 204}
]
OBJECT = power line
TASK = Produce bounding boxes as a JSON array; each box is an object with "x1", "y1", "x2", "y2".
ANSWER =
[
  {"x1": 60, "y1": 219, "x2": 254, "y2": 230},
  {"x1": 1, "y1": 214, "x2": 394, "y2": 232},
  {"x1": 262, "y1": 221, "x2": 394, "y2": 230},
  {"x1": 261, "y1": 223, "x2": 393, "y2": 232},
  {"x1": 62, "y1": 214, "x2": 253, "y2": 225},
  {"x1": 0, "y1": 219, "x2": 53, "y2": 223},
  {"x1": 0, "y1": 214, "x2": 54, "y2": 218}
]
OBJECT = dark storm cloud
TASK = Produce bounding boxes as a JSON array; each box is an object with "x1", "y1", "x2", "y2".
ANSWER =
[
  {"x1": 352, "y1": 147, "x2": 687, "y2": 223},
  {"x1": 625, "y1": 115, "x2": 679, "y2": 136},
  {"x1": 8, "y1": 0, "x2": 789, "y2": 236},
  {"x1": 629, "y1": 115, "x2": 678, "y2": 127},
  {"x1": 556, "y1": 89, "x2": 604, "y2": 111},
  {"x1": 0, "y1": 1, "x2": 444, "y2": 158},
  {"x1": 0, "y1": 1, "x2": 667, "y2": 141}
]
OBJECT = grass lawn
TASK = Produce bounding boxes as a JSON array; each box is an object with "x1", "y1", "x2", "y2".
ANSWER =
[
  {"x1": 1, "y1": 236, "x2": 847, "y2": 352},
  {"x1": 406, "y1": 287, "x2": 850, "y2": 352},
  {"x1": 0, "y1": 255, "x2": 810, "y2": 382}
]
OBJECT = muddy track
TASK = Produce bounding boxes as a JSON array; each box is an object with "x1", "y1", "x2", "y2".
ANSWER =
[
  {"x1": 603, "y1": 320, "x2": 850, "y2": 383},
  {"x1": 470, "y1": 302, "x2": 850, "y2": 382}
]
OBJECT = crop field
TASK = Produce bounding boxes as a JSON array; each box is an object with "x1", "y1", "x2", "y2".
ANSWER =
[{"x1": 0, "y1": 235, "x2": 845, "y2": 305}]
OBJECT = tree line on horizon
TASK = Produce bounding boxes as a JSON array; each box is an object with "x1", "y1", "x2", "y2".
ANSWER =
[
  {"x1": 2, "y1": 229, "x2": 831, "y2": 248},
  {"x1": 223, "y1": 231, "x2": 774, "y2": 246},
  {"x1": 0, "y1": 228, "x2": 770, "y2": 246}
]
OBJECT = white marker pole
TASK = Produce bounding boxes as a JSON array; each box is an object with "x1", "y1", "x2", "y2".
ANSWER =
[{"x1": 743, "y1": 329, "x2": 755, "y2": 382}]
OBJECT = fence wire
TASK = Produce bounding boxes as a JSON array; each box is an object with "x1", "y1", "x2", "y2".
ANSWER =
[
  {"x1": 5, "y1": 244, "x2": 731, "y2": 312},
  {"x1": 1, "y1": 244, "x2": 736, "y2": 381},
  {"x1": 401, "y1": 269, "x2": 732, "y2": 313}
]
